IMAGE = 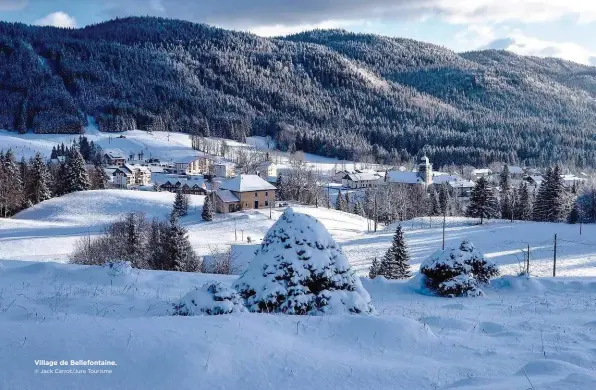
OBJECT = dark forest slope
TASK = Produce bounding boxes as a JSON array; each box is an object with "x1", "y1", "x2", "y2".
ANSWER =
[{"x1": 1, "y1": 18, "x2": 596, "y2": 167}]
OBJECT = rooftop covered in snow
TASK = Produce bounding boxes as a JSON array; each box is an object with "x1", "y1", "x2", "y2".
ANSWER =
[{"x1": 219, "y1": 174, "x2": 276, "y2": 192}]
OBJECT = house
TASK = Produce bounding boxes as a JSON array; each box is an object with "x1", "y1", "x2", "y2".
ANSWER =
[
  {"x1": 561, "y1": 174, "x2": 586, "y2": 188},
  {"x1": 103, "y1": 149, "x2": 127, "y2": 167},
  {"x1": 471, "y1": 168, "x2": 492, "y2": 179},
  {"x1": 256, "y1": 161, "x2": 277, "y2": 178},
  {"x1": 174, "y1": 156, "x2": 210, "y2": 175},
  {"x1": 342, "y1": 172, "x2": 383, "y2": 189},
  {"x1": 508, "y1": 166, "x2": 524, "y2": 178},
  {"x1": 215, "y1": 175, "x2": 276, "y2": 213},
  {"x1": 448, "y1": 180, "x2": 475, "y2": 198},
  {"x1": 160, "y1": 180, "x2": 207, "y2": 195},
  {"x1": 112, "y1": 164, "x2": 152, "y2": 188},
  {"x1": 211, "y1": 162, "x2": 236, "y2": 178}
]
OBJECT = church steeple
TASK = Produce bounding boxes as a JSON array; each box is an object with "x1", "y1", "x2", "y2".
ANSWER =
[{"x1": 417, "y1": 155, "x2": 432, "y2": 185}]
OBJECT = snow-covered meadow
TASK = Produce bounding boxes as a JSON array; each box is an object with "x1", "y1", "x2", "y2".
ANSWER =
[{"x1": 1, "y1": 191, "x2": 596, "y2": 388}]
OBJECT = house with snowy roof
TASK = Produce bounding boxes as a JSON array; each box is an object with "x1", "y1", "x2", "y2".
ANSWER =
[
  {"x1": 215, "y1": 174, "x2": 276, "y2": 213},
  {"x1": 211, "y1": 161, "x2": 236, "y2": 178},
  {"x1": 112, "y1": 164, "x2": 152, "y2": 188},
  {"x1": 342, "y1": 172, "x2": 383, "y2": 189},
  {"x1": 174, "y1": 155, "x2": 210, "y2": 175},
  {"x1": 386, "y1": 156, "x2": 433, "y2": 186},
  {"x1": 103, "y1": 149, "x2": 127, "y2": 167}
]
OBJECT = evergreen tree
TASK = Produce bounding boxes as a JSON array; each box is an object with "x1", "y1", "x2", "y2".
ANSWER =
[
  {"x1": 533, "y1": 166, "x2": 567, "y2": 222},
  {"x1": 335, "y1": 189, "x2": 346, "y2": 212},
  {"x1": 344, "y1": 191, "x2": 350, "y2": 211},
  {"x1": 466, "y1": 177, "x2": 498, "y2": 224},
  {"x1": 65, "y1": 149, "x2": 90, "y2": 193},
  {"x1": 27, "y1": 152, "x2": 52, "y2": 205},
  {"x1": 499, "y1": 164, "x2": 510, "y2": 192},
  {"x1": 438, "y1": 185, "x2": 450, "y2": 216},
  {"x1": 172, "y1": 190, "x2": 188, "y2": 218},
  {"x1": 0, "y1": 149, "x2": 24, "y2": 217},
  {"x1": 90, "y1": 162, "x2": 110, "y2": 190},
  {"x1": 514, "y1": 182, "x2": 533, "y2": 221},
  {"x1": 429, "y1": 187, "x2": 440, "y2": 216},
  {"x1": 52, "y1": 161, "x2": 69, "y2": 197},
  {"x1": 275, "y1": 174, "x2": 283, "y2": 201},
  {"x1": 353, "y1": 201, "x2": 363, "y2": 216},
  {"x1": 202, "y1": 194, "x2": 215, "y2": 221},
  {"x1": 163, "y1": 213, "x2": 199, "y2": 272},
  {"x1": 378, "y1": 225, "x2": 411, "y2": 279},
  {"x1": 368, "y1": 257, "x2": 379, "y2": 279},
  {"x1": 567, "y1": 202, "x2": 580, "y2": 224}
]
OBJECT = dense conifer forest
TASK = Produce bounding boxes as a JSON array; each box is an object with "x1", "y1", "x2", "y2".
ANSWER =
[{"x1": 1, "y1": 17, "x2": 596, "y2": 167}]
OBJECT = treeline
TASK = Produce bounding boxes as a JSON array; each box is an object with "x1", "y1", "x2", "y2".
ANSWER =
[
  {"x1": 0, "y1": 136, "x2": 107, "y2": 217},
  {"x1": 1, "y1": 18, "x2": 596, "y2": 167}
]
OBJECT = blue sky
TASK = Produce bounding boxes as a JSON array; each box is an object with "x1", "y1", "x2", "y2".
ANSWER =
[{"x1": 1, "y1": 0, "x2": 594, "y2": 65}]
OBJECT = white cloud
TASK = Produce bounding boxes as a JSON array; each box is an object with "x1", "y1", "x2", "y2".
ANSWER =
[
  {"x1": 249, "y1": 20, "x2": 359, "y2": 37},
  {"x1": 34, "y1": 11, "x2": 77, "y2": 28},
  {"x1": 483, "y1": 32, "x2": 596, "y2": 65}
]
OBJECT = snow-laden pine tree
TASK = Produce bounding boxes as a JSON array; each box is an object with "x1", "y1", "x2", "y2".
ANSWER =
[
  {"x1": 429, "y1": 187, "x2": 440, "y2": 216},
  {"x1": 466, "y1": 177, "x2": 498, "y2": 224},
  {"x1": 533, "y1": 166, "x2": 567, "y2": 222},
  {"x1": 514, "y1": 182, "x2": 533, "y2": 221},
  {"x1": 335, "y1": 189, "x2": 346, "y2": 212},
  {"x1": 438, "y1": 185, "x2": 450, "y2": 216},
  {"x1": 378, "y1": 225, "x2": 411, "y2": 279},
  {"x1": 90, "y1": 163, "x2": 109, "y2": 190},
  {"x1": 172, "y1": 190, "x2": 188, "y2": 218},
  {"x1": 234, "y1": 208, "x2": 375, "y2": 315},
  {"x1": 368, "y1": 257, "x2": 379, "y2": 279},
  {"x1": 353, "y1": 201, "x2": 363, "y2": 216},
  {"x1": 202, "y1": 194, "x2": 215, "y2": 221},
  {"x1": 0, "y1": 149, "x2": 24, "y2": 217},
  {"x1": 65, "y1": 149, "x2": 90, "y2": 193},
  {"x1": 26, "y1": 152, "x2": 52, "y2": 205},
  {"x1": 344, "y1": 191, "x2": 350, "y2": 211},
  {"x1": 162, "y1": 213, "x2": 200, "y2": 272}
]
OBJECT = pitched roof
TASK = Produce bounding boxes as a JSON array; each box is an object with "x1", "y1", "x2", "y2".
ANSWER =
[
  {"x1": 104, "y1": 149, "x2": 126, "y2": 159},
  {"x1": 432, "y1": 175, "x2": 461, "y2": 184},
  {"x1": 219, "y1": 174, "x2": 276, "y2": 192},
  {"x1": 448, "y1": 180, "x2": 475, "y2": 189},
  {"x1": 344, "y1": 172, "x2": 381, "y2": 181},
  {"x1": 386, "y1": 171, "x2": 423, "y2": 184},
  {"x1": 216, "y1": 189, "x2": 240, "y2": 203}
]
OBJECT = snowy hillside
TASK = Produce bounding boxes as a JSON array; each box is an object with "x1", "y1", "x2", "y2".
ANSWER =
[
  {"x1": 2, "y1": 190, "x2": 596, "y2": 278},
  {"x1": 0, "y1": 125, "x2": 367, "y2": 174},
  {"x1": 2, "y1": 260, "x2": 596, "y2": 389},
  {"x1": 1, "y1": 192, "x2": 596, "y2": 389}
]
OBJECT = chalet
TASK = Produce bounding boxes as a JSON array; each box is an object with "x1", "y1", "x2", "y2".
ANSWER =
[
  {"x1": 215, "y1": 175, "x2": 276, "y2": 213},
  {"x1": 103, "y1": 149, "x2": 127, "y2": 167},
  {"x1": 174, "y1": 156, "x2": 210, "y2": 175},
  {"x1": 256, "y1": 161, "x2": 277, "y2": 178},
  {"x1": 211, "y1": 162, "x2": 236, "y2": 178},
  {"x1": 112, "y1": 164, "x2": 152, "y2": 188},
  {"x1": 447, "y1": 180, "x2": 475, "y2": 198},
  {"x1": 342, "y1": 172, "x2": 383, "y2": 189}
]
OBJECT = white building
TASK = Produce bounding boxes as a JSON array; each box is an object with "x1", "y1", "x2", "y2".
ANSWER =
[
  {"x1": 111, "y1": 164, "x2": 152, "y2": 188},
  {"x1": 342, "y1": 172, "x2": 383, "y2": 189},
  {"x1": 256, "y1": 161, "x2": 277, "y2": 178},
  {"x1": 471, "y1": 168, "x2": 492, "y2": 179},
  {"x1": 174, "y1": 155, "x2": 210, "y2": 175},
  {"x1": 211, "y1": 162, "x2": 236, "y2": 178}
]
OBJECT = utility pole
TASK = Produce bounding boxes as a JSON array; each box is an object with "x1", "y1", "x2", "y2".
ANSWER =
[
  {"x1": 269, "y1": 193, "x2": 272, "y2": 219},
  {"x1": 553, "y1": 234, "x2": 557, "y2": 277},
  {"x1": 234, "y1": 218, "x2": 237, "y2": 242},
  {"x1": 527, "y1": 243, "x2": 530, "y2": 275}
]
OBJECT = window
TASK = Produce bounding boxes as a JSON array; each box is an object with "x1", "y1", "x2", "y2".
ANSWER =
[
  {"x1": 265, "y1": 201, "x2": 269, "y2": 206},
  {"x1": 265, "y1": 192, "x2": 268, "y2": 197},
  {"x1": 255, "y1": 192, "x2": 258, "y2": 197}
]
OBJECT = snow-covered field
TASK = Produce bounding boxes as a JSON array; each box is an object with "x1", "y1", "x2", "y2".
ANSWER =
[
  {"x1": 2, "y1": 190, "x2": 596, "y2": 389},
  {"x1": 0, "y1": 125, "x2": 368, "y2": 173}
]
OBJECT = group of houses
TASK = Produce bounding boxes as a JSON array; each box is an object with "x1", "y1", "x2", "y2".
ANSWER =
[{"x1": 337, "y1": 156, "x2": 589, "y2": 199}]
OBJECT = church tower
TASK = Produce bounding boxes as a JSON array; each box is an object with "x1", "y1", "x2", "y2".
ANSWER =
[{"x1": 417, "y1": 156, "x2": 432, "y2": 185}]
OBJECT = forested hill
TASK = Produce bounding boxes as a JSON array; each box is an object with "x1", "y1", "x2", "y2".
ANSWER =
[{"x1": 1, "y1": 17, "x2": 596, "y2": 167}]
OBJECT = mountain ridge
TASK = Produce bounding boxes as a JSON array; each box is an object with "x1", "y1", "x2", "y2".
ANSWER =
[{"x1": 1, "y1": 17, "x2": 595, "y2": 167}]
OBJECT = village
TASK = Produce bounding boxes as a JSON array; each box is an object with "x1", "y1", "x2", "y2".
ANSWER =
[{"x1": 97, "y1": 141, "x2": 590, "y2": 216}]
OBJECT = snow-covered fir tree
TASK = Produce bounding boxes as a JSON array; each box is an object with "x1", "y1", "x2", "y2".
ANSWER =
[
  {"x1": 533, "y1": 166, "x2": 567, "y2": 222},
  {"x1": 466, "y1": 177, "x2": 498, "y2": 224},
  {"x1": 344, "y1": 191, "x2": 350, "y2": 211},
  {"x1": 64, "y1": 149, "x2": 90, "y2": 193},
  {"x1": 499, "y1": 164, "x2": 513, "y2": 220},
  {"x1": 90, "y1": 163, "x2": 109, "y2": 190},
  {"x1": 172, "y1": 190, "x2": 188, "y2": 218},
  {"x1": 234, "y1": 208, "x2": 375, "y2": 315},
  {"x1": 335, "y1": 189, "x2": 347, "y2": 212},
  {"x1": 26, "y1": 152, "x2": 52, "y2": 205},
  {"x1": 162, "y1": 213, "x2": 200, "y2": 272},
  {"x1": 353, "y1": 201, "x2": 363, "y2": 216},
  {"x1": 429, "y1": 187, "x2": 440, "y2": 216},
  {"x1": 514, "y1": 182, "x2": 533, "y2": 221},
  {"x1": 202, "y1": 194, "x2": 215, "y2": 221},
  {"x1": 368, "y1": 257, "x2": 379, "y2": 279},
  {"x1": 378, "y1": 225, "x2": 411, "y2": 279},
  {"x1": 438, "y1": 185, "x2": 450, "y2": 216},
  {"x1": 0, "y1": 150, "x2": 24, "y2": 217}
]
